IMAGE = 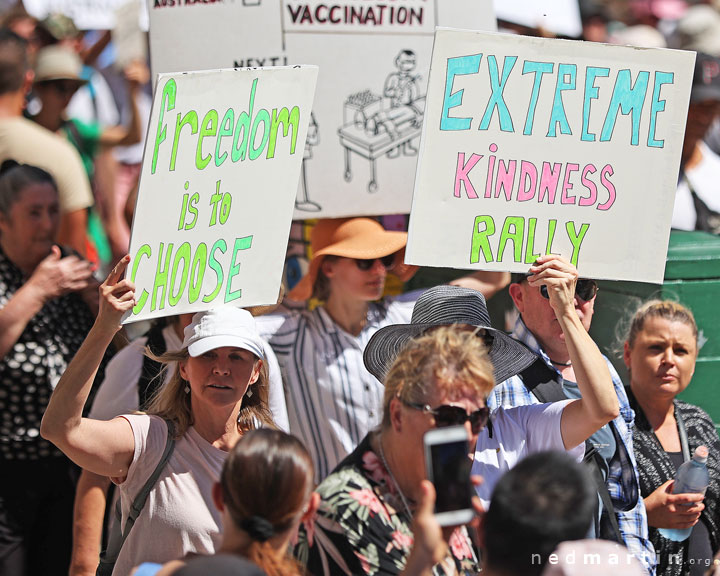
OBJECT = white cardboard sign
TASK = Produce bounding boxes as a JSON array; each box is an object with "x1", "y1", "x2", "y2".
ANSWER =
[
  {"x1": 127, "y1": 66, "x2": 318, "y2": 323},
  {"x1": 23, "y1": 0, "x2": 143, "y2": 30},
  {"x1": 406, "y1": 29, "x2": 694, "y2": 283},
  {"x1": 148, "y1": 1, "x2": 497, "y2": 219}
]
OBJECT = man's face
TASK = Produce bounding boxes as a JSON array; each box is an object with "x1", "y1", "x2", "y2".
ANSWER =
[{"x1": 509, "y1": 280, "x2": 596, "y2": 352}]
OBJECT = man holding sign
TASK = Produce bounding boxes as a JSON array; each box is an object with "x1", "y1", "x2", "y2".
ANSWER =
[
  {"x1": 488, "y1": 257, "x2": 656, "y2": 574},
  {"x1": 401, "y1": 28, "x2": 698, "y2": 576}
]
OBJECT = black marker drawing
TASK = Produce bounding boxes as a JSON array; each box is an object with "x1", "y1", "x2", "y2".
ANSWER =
[
  {"x1": 338, "y1": 49, "x2": 424, "y2": 193},
  {"x1": 296, "y1": 111, "x2": 321, "y2": 212}
]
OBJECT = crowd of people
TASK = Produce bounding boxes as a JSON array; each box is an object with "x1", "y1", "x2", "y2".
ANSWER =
[{"x1": 0, "y1": 1, "x2": 720, "y2": 576}]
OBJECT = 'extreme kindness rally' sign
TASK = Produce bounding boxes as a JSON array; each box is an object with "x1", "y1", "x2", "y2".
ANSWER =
[
  {"x1": 406, "y1": 30, "x2": 695, "y2": 283},
  {"x1": 126, "y1": 66, "x2": 318, "y2": 323}
]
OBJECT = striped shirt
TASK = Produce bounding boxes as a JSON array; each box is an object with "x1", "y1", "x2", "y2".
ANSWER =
[
  {"x1": 488, "y1": 316, "x2": 657, "y2": 575},
  {"x1": 256, "y1": 293, "x2": 418, "y2": 480}
]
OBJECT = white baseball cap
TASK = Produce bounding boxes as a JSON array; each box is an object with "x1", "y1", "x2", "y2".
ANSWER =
[{"x1": 182, "y1": 307, "x2": 265, "y2": 359}]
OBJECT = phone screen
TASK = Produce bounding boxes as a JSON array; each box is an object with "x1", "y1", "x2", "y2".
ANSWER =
[{"x1": 430, "y1": 439, "x2": 473, "y2": 513}]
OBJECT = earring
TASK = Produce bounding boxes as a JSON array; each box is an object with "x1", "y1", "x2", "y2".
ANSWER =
[
  {"x1": 184, "y1": 384, "x2": 190, "y2": 394},
  {"x1": 246, "y1": 387, "x2": 253, "y2": 398}
]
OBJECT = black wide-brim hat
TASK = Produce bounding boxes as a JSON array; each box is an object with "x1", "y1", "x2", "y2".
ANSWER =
[{"x1": 363, "y1": 285, "x2": 538, "y2": 384}]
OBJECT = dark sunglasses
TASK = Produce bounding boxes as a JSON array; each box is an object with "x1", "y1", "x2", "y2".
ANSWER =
[
  {"x1": 353, "y1": 254, "x2": 396, "y2": 271},
  {"x1": 539, "y1": 279, "x2": 598, "y2": 302},
  {"x1": 41, "y1": 80, "x2": 79, "y2": 96},
  {"x1": 403, "y1": 400, "x2": 490, "y2": 434}
]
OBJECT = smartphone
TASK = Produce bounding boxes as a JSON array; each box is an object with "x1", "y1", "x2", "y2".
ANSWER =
[{"x1": 423, "y1": 426, "x2": 475, "y2": 526}]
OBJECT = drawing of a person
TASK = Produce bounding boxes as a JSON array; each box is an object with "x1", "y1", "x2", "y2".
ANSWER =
[{"x1": 379, "y1": 49, "x2": 422, "y2": 156}]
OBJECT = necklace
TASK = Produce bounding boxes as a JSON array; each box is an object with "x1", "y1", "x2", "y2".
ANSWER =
[
  {"x1": 549, "y1": 357, "x2": 572, "y2": 367},
  {"x1": 376, "y1": 433, "x2": 414, "y2": 519}
]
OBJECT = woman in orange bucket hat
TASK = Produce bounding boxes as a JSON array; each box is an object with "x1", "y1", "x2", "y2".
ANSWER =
[{"x1": 256, "y1": 217, "x2": 510, "y2": 481}]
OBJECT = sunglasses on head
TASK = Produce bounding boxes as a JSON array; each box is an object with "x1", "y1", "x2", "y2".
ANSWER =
[
  {"x1": 353, "y1": 254, "x2": 396, "y2": 271},
  {"x1": 539, "y1": 279, "x2": 598, "y2": 302},
  {"x1": 402, "y1": 399, "x2": 490, "y2": 434}
]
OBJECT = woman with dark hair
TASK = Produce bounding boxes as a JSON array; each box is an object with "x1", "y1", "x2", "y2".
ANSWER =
[
  {"x1": 0, "y1": 160, "x2": 102, "y2": 576},
  {"x1": 624, "y1": 300, "x2": 720, "y2": 576},
  {"x1": 41, "y1": 258, "x2": 276, "y2": 575},
  {"x1": 134, "y1": 428, "x2": 318, "y2": 576}
]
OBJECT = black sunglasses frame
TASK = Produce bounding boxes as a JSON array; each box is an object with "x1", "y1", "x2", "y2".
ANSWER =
[
  {"x1": 402, "y1": 400, "x2": 490, "y2": 434},
  {"x1": 354, "y1": 254, "x2": 396, "y2": 271},
  {"x1": 539, "y1": 279, "x2": 598, "y2": 302}
]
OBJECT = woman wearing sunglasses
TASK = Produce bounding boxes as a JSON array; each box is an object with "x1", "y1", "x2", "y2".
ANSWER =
[
  {"x1": 256, "y1": 217, "x2": 508, "y2": 481},
  {"x1": 295, "y1": 319, "x2": 614, "y2": 576}
]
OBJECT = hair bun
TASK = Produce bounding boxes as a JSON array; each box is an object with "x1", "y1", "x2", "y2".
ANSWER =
[{"x1": 239, "y1": 515, "x2": 275, "y2": 542}]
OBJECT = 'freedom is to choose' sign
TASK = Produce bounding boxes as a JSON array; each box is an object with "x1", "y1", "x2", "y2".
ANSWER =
[
  {"x1": 126, "y1": 66, "x2": 318, "y2": 323},
  {"x1": 407, "y1": 29, "x2": 695, "y2": 283}
]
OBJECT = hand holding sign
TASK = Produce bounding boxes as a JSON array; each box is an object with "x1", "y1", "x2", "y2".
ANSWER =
[
  {"x1": 526, "y1": 255, "x2": 580, "y2": 316},
  {"x1": 98, "y1": 255, "x2": 136, "y2": 334}
]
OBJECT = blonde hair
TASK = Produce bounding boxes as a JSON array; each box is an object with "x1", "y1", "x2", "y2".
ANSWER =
[
  {"x1": 382, "y1": 325, "x2": 495, "y2": 428},
  {"x1": 626, "y1": 300, "x2": 698, "y2": 350},
  {"x1": 144, "y1": 347, "x2": 275, "y2": 437}
]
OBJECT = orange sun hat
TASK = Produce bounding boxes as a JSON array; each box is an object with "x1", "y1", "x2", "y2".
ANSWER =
[{"x1": 287, "y1": 217, "x2": 417, "y2": 301}]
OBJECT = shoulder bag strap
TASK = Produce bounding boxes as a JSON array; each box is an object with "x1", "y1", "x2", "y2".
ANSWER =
[
  {"x1": 519, "y1": 359, "x2": 568, "y2": 404},
  {"x1": 585, "y1": 447, "x2": 624, "y2": 542},
  {"x1": 100, "y1": 419, "x2": 176, "y2": 571}
]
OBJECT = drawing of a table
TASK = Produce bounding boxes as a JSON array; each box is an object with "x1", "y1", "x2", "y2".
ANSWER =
[{"x1": 337, "y1": 116, "x2": 422, "y2": 194}]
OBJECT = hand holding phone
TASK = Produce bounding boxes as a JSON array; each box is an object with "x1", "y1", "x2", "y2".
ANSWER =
[{"x1": 423, "y1": 426, "x2": 475, "y2": 526}]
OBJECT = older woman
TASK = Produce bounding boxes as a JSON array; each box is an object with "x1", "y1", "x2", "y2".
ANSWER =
[
  {"x1": 624, "y1": 300, "x2": 720, "y2": 576},
  {"x1": 0, "y1": 160, "x2": 100, "y2": 576},
  {"x1": 40, "y1": 258, "x2": 275, "y2": 575},
  {"x1": 257, "y1": 217, "x2": 509, "y2": 480},
  {"x1": 295, "y1": 295, "x2": 618, "y2": 576}
]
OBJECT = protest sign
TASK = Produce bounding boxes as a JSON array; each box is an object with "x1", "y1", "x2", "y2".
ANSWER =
[
  {"x1": 494, "y1": 0, "x2": 582, "y2": 38},
  {"x1": 148, "y1": 0, "x2": 496, "y2": 219},
  {"x1": 113, "y1": 1, "x2": 147, "y2": 69},
  {"x1": 406, "y1": 29, "x2": 694, "y2": 283},
  {"x1": 23, "y1": 0, "x2": 143, "y2": 30},
  {"x1": 126, "y1": 66, "x2": 318, "y2": 323}
]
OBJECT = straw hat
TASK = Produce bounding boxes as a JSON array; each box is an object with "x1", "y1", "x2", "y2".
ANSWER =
[
  {"x1": 34, "y1": 45, "x2": 87, "y2": 85},
  {"x1": 287, "y1": 217, "x2": 415, "y2": 301},
  {"x1": 363, "y1": 285, "x2": 539, "y2": 385},
  {"x1": 674, "y1": 5, "x2": 720, "y2": 57}
]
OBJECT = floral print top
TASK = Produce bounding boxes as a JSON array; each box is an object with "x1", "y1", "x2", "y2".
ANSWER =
[{"x1": 294, "y1": 433, "x2": 480, "y2": 575}]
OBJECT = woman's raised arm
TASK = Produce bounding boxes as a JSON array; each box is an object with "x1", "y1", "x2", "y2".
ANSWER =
[{"x1": 41, "y1": 256, "x2": 137, "y2": 477}]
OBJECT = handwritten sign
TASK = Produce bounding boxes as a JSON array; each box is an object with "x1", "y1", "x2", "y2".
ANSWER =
[
  {"x1": 149, "y1": 1, "x2": 496, "y2": 219},
  {"x1": 126, "y1": 66, "x2": 318, "y2": 323},
  {"x1": 23, "y1": 0, "x2": 145, "y2": 30},
  {"x1": 406, "y1": 29, "x2": 694, "y2": 283},
  {"x1": 113, "y1": 1, "x2": 147, "y2": 69}
]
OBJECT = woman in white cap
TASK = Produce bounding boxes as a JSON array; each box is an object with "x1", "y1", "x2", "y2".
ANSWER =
[
  {"x1": 257, "y1": 217, "x2": 508, "y2": 480},
  {"x1": 40, "y1": 256, "x2": 274, "y2": 575}
]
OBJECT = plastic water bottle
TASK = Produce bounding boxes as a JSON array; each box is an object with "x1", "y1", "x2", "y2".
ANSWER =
[{"x1": 658, "y1": 446, "x2": 710, "y2": 542}]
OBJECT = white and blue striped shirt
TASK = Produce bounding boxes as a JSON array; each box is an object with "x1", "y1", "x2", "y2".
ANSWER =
[{"x1": 256, "y1": 293, "x2": 418, "y2": 480}]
